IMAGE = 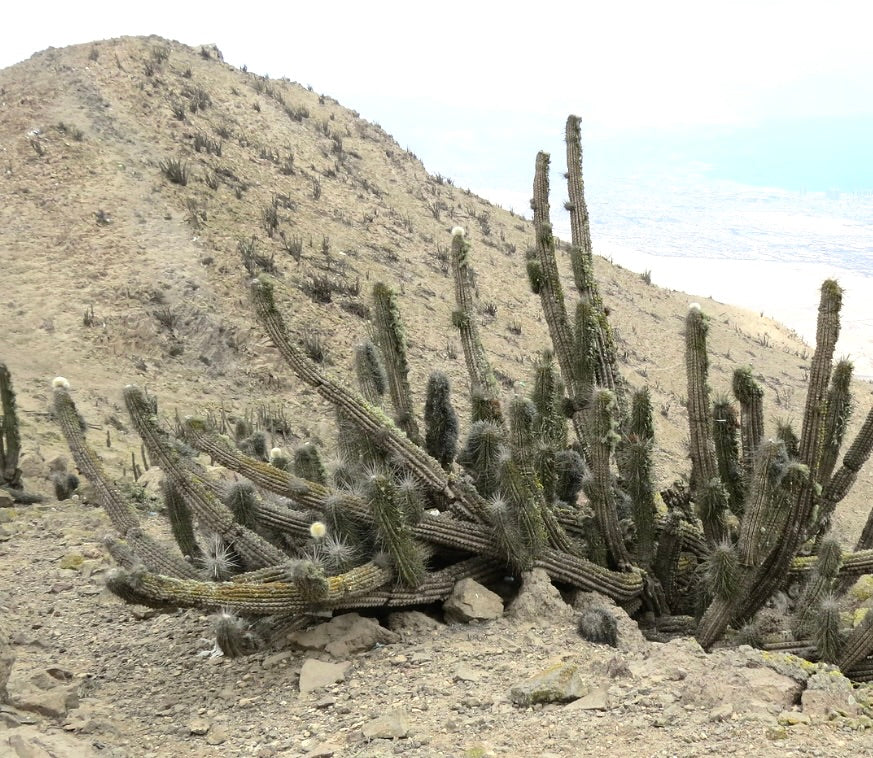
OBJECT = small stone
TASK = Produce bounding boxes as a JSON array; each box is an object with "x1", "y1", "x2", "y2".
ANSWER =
[
  {"x1": 0, "y1": 506, "x2": 16, "y2": 521},
  {"x1": 298, "y1": 658, "x2": 351, "y2": 694},
  {"x1": 188, "y1": 717, "x2": 210, "y2": 735},
  {"x1": 564, "y1": 685, "x2": 609, "y2": 711},
  {"x1": 778, "y1": 710, "x2": 811, "y2": 726},
  {"x1": 386, "y1": 610, "x2": 442, "y2": 635},
  {"x1": 288, "y1": 613, "x2": 399, "y2": 658},
  {"x1": 9, "y1": 683, "x2": 79, "y2": 718},
  {"x1": 262, "y1": 651, "x2": 294, "y2": 669},
  {"x1": 205, "y1": 724, "x2": 228, "y2": 745},
  {"x1": 454, "y1": 664, "x2": 481, "y2": 682},
  {"x1": 443, "y1": 579, "x2": 503, "y2": 624},
  {"x1": 708, "y1": 703, "x2": 733, "y2": 722},
  {"x1": 307, "y1": 741, "x2": 342, "y2": 757},
  {"x1": 361, "y1": 709, "x2": 410, "y2": 740},
  {"x1": 510, "y1": 664, "x2": 588, "y2": 706},
  {"x1": 766, "y1": 726, "x2": 789, "y2": 740}
]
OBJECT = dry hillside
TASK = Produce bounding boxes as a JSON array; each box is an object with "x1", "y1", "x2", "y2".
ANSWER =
[{"x1": 2, "y1": 36, "x2": 873, "y2": 757}]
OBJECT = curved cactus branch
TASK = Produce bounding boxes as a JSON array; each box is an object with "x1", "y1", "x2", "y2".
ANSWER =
[
  {"x1": 250, "y1": 276, "x2": 491, "y2": 522},
  {"x1": 53, "y1": 385, "x2": 198, "y2": 579},
  {"x1": 123, "y1": 386, "x2": 287, "y2": 570},
  {"x1": 105, "y1": 561, "x2": 393, "y2": 614}
]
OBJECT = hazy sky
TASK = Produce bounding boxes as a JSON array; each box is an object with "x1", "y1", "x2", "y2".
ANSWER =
[{"x1": 3, "y1": 1, "x2": 872, "y2": 193}]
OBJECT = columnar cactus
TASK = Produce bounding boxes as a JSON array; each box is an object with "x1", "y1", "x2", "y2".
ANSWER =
[
  {"x1": 52, "y1": 116, "x2": 873, "y2": 679},
  {"x1": 0, "y1": 362, "x2": 22, "y2": 491},
  {"x1": 371, "y1": 282, "x2": 422, "y2": 445},
  {"x1": 684, "y1": 305, "x2": 727, "y2": 545}
]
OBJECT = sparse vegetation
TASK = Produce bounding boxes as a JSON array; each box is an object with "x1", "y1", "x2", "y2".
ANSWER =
[{"x1": 159, "y1": 158, "x2": 189, "y2": 186}]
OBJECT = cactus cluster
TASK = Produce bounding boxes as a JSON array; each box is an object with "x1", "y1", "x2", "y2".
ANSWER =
[{"x1": 55, "y1": 117, "x2": 873, "y2": 677}]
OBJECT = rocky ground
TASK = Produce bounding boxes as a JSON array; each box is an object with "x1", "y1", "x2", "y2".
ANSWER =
[{"x1": 3, "y1": 482, "x2": 873, "y2": 758}]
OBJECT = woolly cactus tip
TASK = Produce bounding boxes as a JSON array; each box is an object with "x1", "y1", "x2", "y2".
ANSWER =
[
  {"x1": 451, "y1": 226, "x2": 465, "y2": 238},
  {"x1": 52, "y1": 376, "x2": 70, "y2": 389},
  {"x1": 309, "y1": 521, "x2": 327, "y2": 539},
  {"x1": 269, "y1": 447, "x2": 283, "y2": 459},
  {"x1": 688, "y1": 302, "x2": 701, "y2": 313}
]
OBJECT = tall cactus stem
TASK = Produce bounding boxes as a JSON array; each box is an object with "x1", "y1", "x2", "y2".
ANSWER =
[
  {"x1": 684, "y1": 304, "x2": 726, "y2": 544},
  {"x1": 371, "y1": 282, "x2": 422, "y2": 445},
  {"x1": 731, "y1": 367, "x2": 764, "y2": 480},
  {"x1": 0, "y1": 363, "x2": 22, "y2": 490},
  {"x1": 450, "y1": 227, "x2": 502, "y2": 422}
]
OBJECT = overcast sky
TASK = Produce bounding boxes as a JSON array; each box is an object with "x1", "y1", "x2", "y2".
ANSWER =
[{"x1": 4, "y1": 2, "x2": 872, "y2": 127}]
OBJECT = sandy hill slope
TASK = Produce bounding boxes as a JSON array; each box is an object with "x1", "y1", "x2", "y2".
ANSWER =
[{"x1": 2, "y1": 36, "x2": 871, "y2": 538}]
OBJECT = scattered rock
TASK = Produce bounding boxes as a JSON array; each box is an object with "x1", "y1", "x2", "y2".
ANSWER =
[
  {"x1": 0, "y1": 493, "x2": 14, "y2": 509},
  {"x1": 506, "y1": 569, "x2": 572, "y2": 624},
  {"x1": 0, "y1": 505, "x2": 15, "y2": 521},
  {"x1": 18, "y1": 453, "x2": 47, "y2": 481},
  {"x1": 8, "y1": 683, "x2": 79, "y2": 719},
  {"x1": 453, "y1": 663, "x2": 482, "y2": 682},
  {"x1": 443, "y1": 579, "x2": 503, "y2": 624},
  {"x1": 47, "y1": 456, "x2": 68, "y2": 475},
  {"x1": 206, "y1": 724, "x2": 228, "y2": 745},
  {"x1": 801, "y1": 670, "x2": 862, "y2": 719},
  {"x1": 188, "y1": 716, "x2": 210, "y2": 735},
  {"x1": 288, "y1": 614, "x2": 399, "y2": 658},
  {"x1": 708, "y1": 703, "x2": 733, "y2": 722},
  {"x1": 2, "y1": 725, "x2": 98, "y2": 757},
  {"x1": 679, "y1": 663, "x2": 801, "y2": 716},
  {"x1": 0, "y1": 618, "x2": 14, "y2": 702},
  {"x1": 778, "y1": 710, "x2": 811, "y2": 726},
  {"x1": 361, "y1": 709, "x2": 410, "y2": 740},
  {"x1": 58, "y1": 553, "x2": 84, "y2": 570},
  {"x1": 261, "y1": 650, "x2": 294, "y2": 669},
  {"x1": 510, "y1": 663, "x2": 588, "y2": 706},
  {"x1": 307, "y1": 741, "x2": 342, "y2": 757},
  {"x1": 298, "y1": 658, "x2": 351, "y2": 694},
  {"x1": 564, "y1": 685, "x2": 609, "y2": 711}
]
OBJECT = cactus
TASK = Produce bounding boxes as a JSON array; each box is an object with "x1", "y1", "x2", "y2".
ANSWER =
[
  {"x1": 685, "y1": 305, "x2": 727, "y2": 545},
  {"x1": 354, "y1": 340, "x2": 388, "y2": 405},
  {"x1": 50, "y1": 117, "x2": 873, "y2": 680},
  {"x1": 423, "y1": 371, "x2": 459, "y2": 469},
  {"x1": 711, "y1": 396, "x2": 744, "y2": 516},
  {"x1": 577, "y1": 606, "x2": 618, "y2": 647},
  {"x1": 450, "y1": 227, "x2": 502, "y2": 423},
  {"x1": 731, "y1": 367, "x2": 764, "y2": 480},
  {"x1": 371, "y1": 282, "x2": 422, "y2": 444},
  {"x1": 0, "y1": 362, "x2": 22, "y2": 491}
]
